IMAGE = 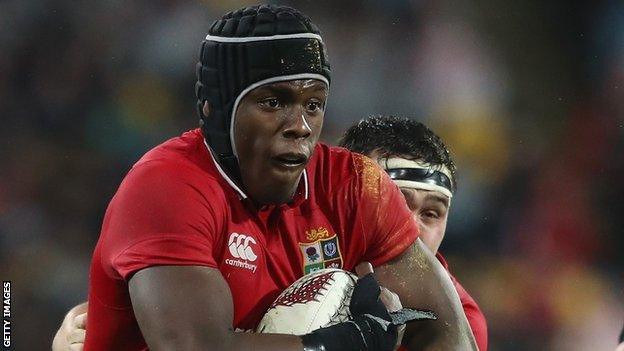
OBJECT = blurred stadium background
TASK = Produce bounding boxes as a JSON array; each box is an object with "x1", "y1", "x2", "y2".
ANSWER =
[{"x1": 1, "y1": 0, "x2": 623, "y2": 349}]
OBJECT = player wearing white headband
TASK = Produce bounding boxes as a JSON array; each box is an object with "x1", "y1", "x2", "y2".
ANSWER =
[
  {"x1": 380, "y1": 157, "x2": 454, "y2": 202},
  {"x1": 340, "y1": 115, "x2": 488, "y2": 350}
]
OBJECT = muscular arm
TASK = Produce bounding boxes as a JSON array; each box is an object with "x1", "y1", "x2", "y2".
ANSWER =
[
  {"x1": 375, "y1": 238, "x2": 477, "y2": 351},
  {"x1": 129, "y1": 265, "x2": 304, "y2": 351}
]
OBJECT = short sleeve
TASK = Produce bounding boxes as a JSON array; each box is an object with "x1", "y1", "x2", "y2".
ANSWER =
[
  {"x1": 99, "y1": 160, "x2": 223, "y2": 281},
  {"x1": 351, "y1": 154, "x2": 420, "y2": 267}
]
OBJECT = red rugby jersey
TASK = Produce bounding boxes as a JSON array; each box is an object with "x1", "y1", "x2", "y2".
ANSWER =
[{"x1": 84, "y1": 129, "x2": 418, "y2": 350}]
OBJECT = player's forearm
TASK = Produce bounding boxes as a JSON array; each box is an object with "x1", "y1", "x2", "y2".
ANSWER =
[
  {"x1": 148, "y1": 331, "x2": 305, "y2": 351},
  {"x1": 128, "y1": 266, "x2": 305, "y2": 351},
  {"x1": 229, "y1": 333, "x2": 304, "y2": 351},
  {"x1": 375, "y1": 239, "x2": 477, "y2": 350},
  {"x1": 408, "y1": 258, "x2": 476, "y2": 350},
  {"x1": 409, "y1": 257, "x2": 475, "y2": 351}
]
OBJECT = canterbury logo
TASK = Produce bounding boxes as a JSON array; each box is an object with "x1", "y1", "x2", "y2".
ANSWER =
[{"x1": 227, "y1": 233, "x2": 258, "y2": 262}]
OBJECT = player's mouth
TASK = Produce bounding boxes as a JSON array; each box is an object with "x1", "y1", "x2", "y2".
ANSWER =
[{"x1": 271, "y1": 152, "x2": 309, "y2": 169}]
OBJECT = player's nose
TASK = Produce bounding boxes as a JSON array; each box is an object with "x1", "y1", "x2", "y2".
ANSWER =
[{"x1": 282, "y1": 108, "x2": 311, "y2": 140}]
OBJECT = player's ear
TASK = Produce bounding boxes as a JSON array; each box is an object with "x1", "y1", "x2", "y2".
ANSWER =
[{"x1": 202, "y1": 101, "x2": 211, "y2": 117}]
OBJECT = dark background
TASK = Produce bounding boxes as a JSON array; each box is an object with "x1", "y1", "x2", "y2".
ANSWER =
[{"x1": 1, "y1": 0, "x2": 623, "y2": 349}]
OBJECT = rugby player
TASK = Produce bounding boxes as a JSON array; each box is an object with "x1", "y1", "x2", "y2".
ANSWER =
[
  {"x1": 53, "y1": 117, "x2": 488, "y2": 350},
  {"x1": 52, "y1": 5, "x2": 476, "y2": 351},
  {"x1": 339, "y1": 116, "x2": 488, "y2": 350}
]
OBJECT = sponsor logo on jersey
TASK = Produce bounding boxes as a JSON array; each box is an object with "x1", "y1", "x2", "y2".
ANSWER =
[
  {"x1": 299, "y1": 228, "x2": 343, "y2": 274},
  {"x1": 225, "y1": 232, "x2": 258, "y2": 273}
]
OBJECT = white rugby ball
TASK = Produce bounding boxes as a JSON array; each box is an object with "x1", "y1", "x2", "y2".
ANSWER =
[{"x1": 256, "y1": 268, "x2": 357, "y2": 335}]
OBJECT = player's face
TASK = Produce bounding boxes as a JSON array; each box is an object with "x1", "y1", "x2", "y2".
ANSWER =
[
  {"x1": 234, "y1": 79, "x2": 328, "y2": 205},
  {"x1": 367, "y1": 151, "x2": 451, "y2": 253},
  {"x1": 399, "y1": 187, "x2": 450, "y2": 253}
]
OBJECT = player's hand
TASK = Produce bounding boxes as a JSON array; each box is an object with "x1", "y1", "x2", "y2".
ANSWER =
[
  {"x1": 52, "y1": 302, "x2": 88, "y2": 351},
  {"x1": 379, "y1": 285, "x2": 405, "y2": 351},
  {"x1": 354, "y1": 262, "x2": 403, "y2": 350},
  {"x1": 353, "y1": 262, "x2": 437, "y2": 351},
  {"x1": 351, "y1": 262, "x2": 403, "y2": 351},
  {"x1": 354, "y1": 262, "x2": 403, "y2": 313}
]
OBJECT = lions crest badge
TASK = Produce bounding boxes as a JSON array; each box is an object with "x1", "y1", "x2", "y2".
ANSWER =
[{"x1": 299, "y1": 227, "x2": 343, "y2": 274}]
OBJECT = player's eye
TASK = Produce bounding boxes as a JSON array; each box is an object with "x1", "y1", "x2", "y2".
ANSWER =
[
  {"x1": 422, "y1": 210, "x2": 440, "y2": 220},
  {"x1": 305, "y1": 99, "x2": 323, "y2": 113},
  {"x1": 260, "y1": 98, "x2": 282, "y2": 109}
]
